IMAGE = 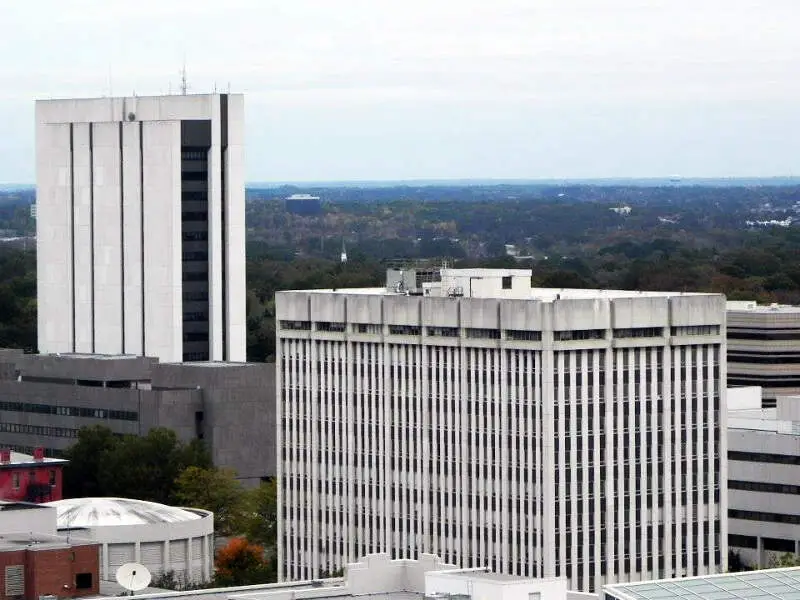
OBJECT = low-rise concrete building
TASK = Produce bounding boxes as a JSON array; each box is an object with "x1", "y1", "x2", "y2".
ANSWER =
[
  {"x1": 727, "y1": 387, "x2": 800, "y2": 567},
  {"x1": 47, "y1": 497, "x2": 214, "y2": 584},
  {"x1": 0, "y1": 351, "x2": 275, "y2": 484},
  {"x1": 107, "y1": 553, "x2": 592, "y2": 600}
]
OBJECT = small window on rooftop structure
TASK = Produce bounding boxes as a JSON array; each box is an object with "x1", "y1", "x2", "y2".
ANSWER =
[{"x1": 502, "y1": 276, "x2": 512, "y2": 290}]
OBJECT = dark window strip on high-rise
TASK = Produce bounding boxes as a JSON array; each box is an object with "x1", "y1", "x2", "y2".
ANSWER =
[
  {"x1": 221, "y1": 93, "x2": 228, "y2": 361},
  {"x1": 729, "y1": 509, "x2": 800, "y2": 524},
  {"x1": 729, "y1": 450, "x2": 800, "y2": 465},
  {"x1": 89, "y1": 123, "x2": 95, "y2": 352},
  {"x1": 729, "y1": 479, "x2": 800, "y2": 495},
  {"x1": 728, "y1": 330, "x2": 800, "y2": 341},
  {"x1": 119, "y1": 122, "x2": 125, "y2": 351},
  {"x1": 69, "y1": 123, "x2": 76, "y2": 352}
]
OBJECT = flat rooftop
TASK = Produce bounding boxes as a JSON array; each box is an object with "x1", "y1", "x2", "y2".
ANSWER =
[
  {"x1": 727, "y1": 302, "x2": 800, "y2": 315},
  {"x1": 604, "y1": 567, "x2": 800, "y2": 600},
  {"x1": 289, "y1": 286, "x2": 712, "y2": 300}
]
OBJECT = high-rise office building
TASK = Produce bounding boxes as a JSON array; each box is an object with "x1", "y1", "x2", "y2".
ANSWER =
[
  {"x1": 36, "y1": 94, "x2": 245, "y2": 362},
  {"x1": 276, "y1": 268, "x2": 728, "y2": 592},
  {"x1": 726, "y1": 301, "x2": 800, "y2": 408}
]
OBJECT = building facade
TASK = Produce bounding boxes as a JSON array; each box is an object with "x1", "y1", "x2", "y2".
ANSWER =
[
  {"x1": 0, "y1": 351, "x2": 275, "y2": 485},
  {"x1": 726, "y1": 302, "x2": 800, "y2": 408},
  {"x1": 48, "y1": 497, "x2": 214, "y2": 583},
  {"x1": 0, "y1": 449, "x2": 66, "y2": 503},
  {"x1": 0, "y1": 501, "x2": 100, "y2": 600},
  {"x1": 276, "y1": 268, "x2": 727, "y2": 592},
  {"x1": 727, "y1": 391, "x2": 800, "y2": 567},
  {"x1": 36, "y1": 94, "x2": 245, "y2": 363}
]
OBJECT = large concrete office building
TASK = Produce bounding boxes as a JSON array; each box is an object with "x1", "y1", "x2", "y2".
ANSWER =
[
  {"x1": 727, "y1": 387, "x2": 800, "y2": 567},
  {"x1": 727, "y1": 301, "x2": 800, "y2": 408},
  {"x1": 36, "y1": 94, "x2": 245, "y2": 363},
  {"x1": 276, "y1": 268, "x2": 727, "y2": 592},
  {"x1": 0, "y1": 350, "x2": 275, "y2": 484}
]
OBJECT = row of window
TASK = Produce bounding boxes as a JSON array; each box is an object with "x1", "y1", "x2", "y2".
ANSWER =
[
  {"x1": 0, "y1": 400, "x2": 137, "y2": 421},
  {"x1": 283, "y1": 322, "x2": 720, "y2": 340},
  {"x1": 0, "y1": 422, "x2": 80, "y2": 438}
]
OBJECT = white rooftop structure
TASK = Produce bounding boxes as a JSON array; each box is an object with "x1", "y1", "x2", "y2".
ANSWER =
[
  {"x1": 118, "y1": 554, "x2": 585, "y2": 600},
  {"x1": 46, "y1": 497, "x2": 214, "y2": 584},
  {"x1": 603, "y1": 567, "x2": 800, "y2": 600},
  {"x1": 3, "y1": 450, "x2": 67, "y2": 466},
  {"x1": 48, "y1": 497, "x2": 202, "y2": 527}
]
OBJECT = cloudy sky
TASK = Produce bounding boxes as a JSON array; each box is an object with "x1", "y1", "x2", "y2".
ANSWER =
[{"x1": 1, "y1": 0, "x2": 798, "y2": 182}]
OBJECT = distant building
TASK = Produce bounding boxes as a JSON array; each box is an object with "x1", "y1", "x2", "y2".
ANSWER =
[
  {"x1": 0, "y1": 448, "x2": 66, "y2": 503},
  {"x1": 0, "y1": 350, "x2": 276, "y2": 485},
  {"x1": 36, "y1": 94, "x2": 246, "y2": 362},
  {"x1": 277, "y1": 267, "x2": 727, "y2": 591},
  {"x1": 726, "y1": 301, "x2": 800, "y2": 407},
  {"x1": 47, "y1": 497, "x2": 214, "y2": 584},
  {"x1": 727, "y1": 387, "x2": 800, "y2": 567},
  {"x1": 285, "y1": 193, "x2": 322, "y2": 215},
  {"x1": 0, "y1": 500, "x2": 100, "y2": 600}
]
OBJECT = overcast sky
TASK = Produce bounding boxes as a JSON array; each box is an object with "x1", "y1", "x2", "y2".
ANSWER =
[{"x1": 1, "y1": 0, "x2": 799, "y2": 183}]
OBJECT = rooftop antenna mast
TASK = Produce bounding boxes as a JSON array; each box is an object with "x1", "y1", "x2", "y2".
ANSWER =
[{"x1": 180, "y1": 62, "x2": 188, "y2": 95}]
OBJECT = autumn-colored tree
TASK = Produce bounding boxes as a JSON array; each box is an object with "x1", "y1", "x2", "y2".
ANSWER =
[{"x1": 214, "y1": 537, "x2": 273, "y2": 586}]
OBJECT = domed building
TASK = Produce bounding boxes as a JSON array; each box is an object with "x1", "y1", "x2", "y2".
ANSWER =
[{"x1": 46, "y1": 497, "x2": 214, "y2": 584}]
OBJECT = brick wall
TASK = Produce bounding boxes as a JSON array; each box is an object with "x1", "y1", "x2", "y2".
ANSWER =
[{"x1": 0, "y1": 544, "x2": 99, "y2": 600}]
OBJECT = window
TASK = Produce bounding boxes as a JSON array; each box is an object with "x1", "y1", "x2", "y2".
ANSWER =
[
  {"x1": 506, "y1": 329, "x2": 542, "y2": 341},
  {"x1": 280, "y1": 320, "x2": 311, "y2": 331},
  {"x1": 427, "y1": 326, "x2": 459, "y2": 337},
  {"x1": 614, "y1": 327, "x2": 663, "y2": 338},
  {"x1": 75, "y1": 573, "x2": 93, "y2": 590},
  {"x1": 465, "y1": 328, "x2": 501, "y2": 340},
  {"x1": 12, "y1": 472, "x2": 20, "y2": 490},
  {"x1": 49, "y1": 470, "x2": 56, "y2": 486},
  {"x1": 352, "y1": 323, "x2": 381, "y2": 334},
  {"x1": 316, "y1": 322, "x2": 346, "y2": 333},
  {"x1": 5, "y1": 565, "x2": 23, "y2": 596},
  {"x1": 388, "y1": 325, "x2": 421, "y2": 336},
  {"x1": 502, "y1": 276, "x2": 512, "y2": 290},
  {"x1": 671, "y1": 325, "x2": 720, "y2": 336},
  {"x1": 554, "y1": 329, "x2": 604, "y2": 341}
]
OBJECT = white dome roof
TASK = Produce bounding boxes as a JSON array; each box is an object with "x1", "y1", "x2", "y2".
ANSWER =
[{"x1": 46, "y1": 497, "x2": 202, "y2": 527}]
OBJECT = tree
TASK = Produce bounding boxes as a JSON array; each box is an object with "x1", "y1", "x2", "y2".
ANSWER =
[
  {"x1": 242, "y1": 479, "x2": 278, "y2": 554},
  {"x1": 214, "y1": 537, "x2": 273, "y2": 586},
  {"x1": 62, "y1": 426, "x2": 211, "y2": 503},
  {"x1": 63, "y1": 425, "x2": 117, "y2": 498},
  {"x1": 173, "y1": 466, "x2": 247, "y2": 536},
  {"x1": 770, "y1": 552, "x2": 800, "y2": 568}
]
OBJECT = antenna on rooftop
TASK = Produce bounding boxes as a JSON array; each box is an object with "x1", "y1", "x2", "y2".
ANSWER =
[{"x1": 180, "y1": 61, "x2": 189, "y2": 95}]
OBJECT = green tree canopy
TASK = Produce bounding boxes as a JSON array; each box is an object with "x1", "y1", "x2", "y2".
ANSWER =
[
  {"x1": 172, "y1": 466, "x2": 247, "y2": 536},
  {"x1": 62, "y1": 426, "x2": 211, "y2": 503}
]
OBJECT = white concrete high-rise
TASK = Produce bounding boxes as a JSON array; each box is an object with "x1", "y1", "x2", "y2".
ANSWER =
[
  {"x1": 276, "y1": 268, "x2": 728, "y2": 592},
  {"x1": 36, "y1": 94, "x2": 246, "y2": 362}
]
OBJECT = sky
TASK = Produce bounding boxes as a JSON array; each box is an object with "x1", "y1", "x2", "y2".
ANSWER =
[{"x1": 1, "y1": 0, "x2": 799, "y2": 183}]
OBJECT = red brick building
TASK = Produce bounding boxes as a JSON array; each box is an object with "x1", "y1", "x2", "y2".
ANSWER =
[
  {"x1": 0, "y1": 502, "x2": 99, "y2": 600},
  {"x1": 0, "y1": 449, "x2": 66, "y2": 503}
]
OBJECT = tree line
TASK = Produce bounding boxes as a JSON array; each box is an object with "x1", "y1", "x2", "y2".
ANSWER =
[{"x1": 63, "y1": 426, "x2": 278, "y2": 586}]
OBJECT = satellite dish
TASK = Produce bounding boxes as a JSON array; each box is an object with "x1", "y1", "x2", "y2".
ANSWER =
[{"x1": 116, "y1": 563, "x2": 152, "y2": 593}]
